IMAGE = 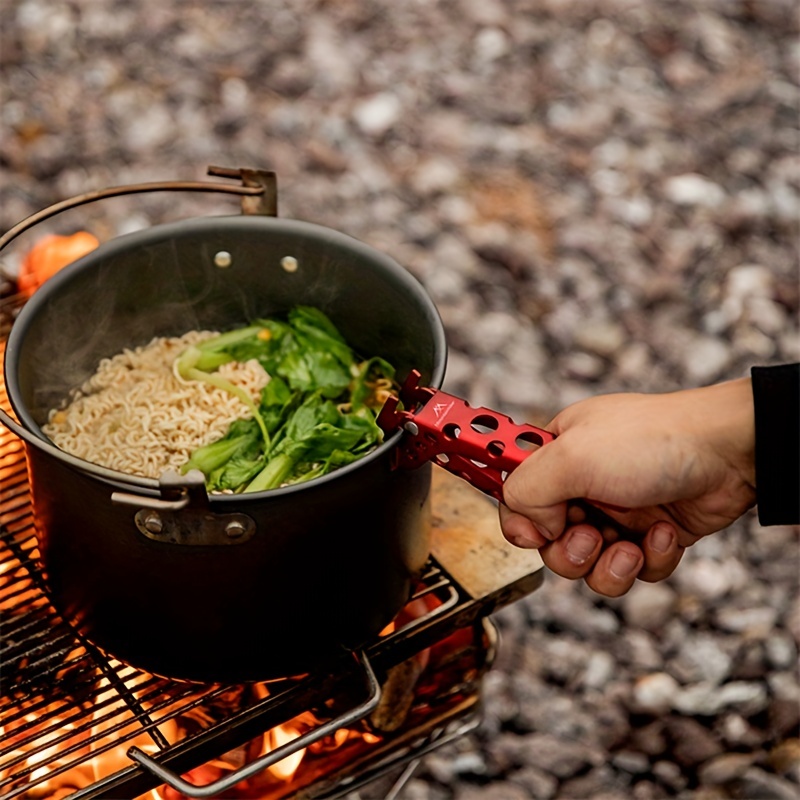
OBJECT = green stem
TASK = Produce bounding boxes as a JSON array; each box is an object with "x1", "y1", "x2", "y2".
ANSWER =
[
  {"x1": 245, "y1": 452, "x2": 296, "y2": 492},
  {"x1": 177, "y1": 345, "x2": 270, "y2": 447}
]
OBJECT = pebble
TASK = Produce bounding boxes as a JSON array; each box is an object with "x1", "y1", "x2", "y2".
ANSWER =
[
  {"x1": 620, "y1": 582, "x2": 678, "y2": 631},
  {"x1": 682, "y1": 335, "x2": 733, "y2": 383},
  {"x1": 698, "y1": 752, "x2": 757, "y2": 785},
  {"x1": 581, "y1": 651, "x2": 617, "y2": 691},
  {"x1": 352, "y1": 92, "x2": 402, "y2": 137},
  {"x1": 631, "y1": 673, "x2": 680, "y2": 715},
  {"x1": 734, "y1": 767, "x2": 800, "y2": 800},
  {"x1": 513, "y1": 733, "x2": 602, "y2": 778},
  {"x1": 669, "y1": 633, "x2": 732, "y2": 685},
  {"x1": 663, "y1": 173, "x2": 727, "y2": 207},
  {"x1": 664, "y1": 717, "x2": 724, "y2": 766},
  {"x1": 571, "y1": 319, "x2": 627, "y2": 359},
  {"x1": 765, "y1": 633, "x2": 798, "y2": 670},
  {"x1": 672, "y1": 680, "x2": 769, "y2": 717},
  {"x1": 508, "y1": 766, "x2": 557, "y2": 800},
  {"x1": 715, "y1": 605, "x2": 780, "y2": 636},
  {"x1": 673, "y1": 557, "x2": 747, "y2": 600}
]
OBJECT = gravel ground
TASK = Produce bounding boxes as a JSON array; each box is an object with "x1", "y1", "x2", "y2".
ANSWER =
[{"x1": 1, "y1": 1, "x2": 799, "y2": 799}]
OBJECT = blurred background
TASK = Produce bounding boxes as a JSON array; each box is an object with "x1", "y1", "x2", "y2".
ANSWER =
[{"x1": 1, "y1": 1, "x2": 798, "y2": 798}]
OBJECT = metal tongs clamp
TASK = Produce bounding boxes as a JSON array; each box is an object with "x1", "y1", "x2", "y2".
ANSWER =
[{"x1": 377, "y1": 370, "x2": 555, "y2": 503}]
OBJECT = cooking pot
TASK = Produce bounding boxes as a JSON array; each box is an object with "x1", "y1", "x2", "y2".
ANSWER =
[{"x1": 0, "y1": 172, "x2": 447, "y2": 683}]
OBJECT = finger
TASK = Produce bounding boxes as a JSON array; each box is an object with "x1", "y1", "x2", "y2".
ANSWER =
[
  {"x1": 638, "y1": 521, "x2": 685, "y2": 582},
  {"x1": 502, "y1": 444, "x2": 575, "y2": 540},
  {"x1": 498, "y1": 504, "x2": 550, "y2": 549},
  {"x1": 584, "y1": 541, "x2": 645, "y2": 597},
  {"x1": 539, "y1": 524, "x2": 604, "y2": 579}
]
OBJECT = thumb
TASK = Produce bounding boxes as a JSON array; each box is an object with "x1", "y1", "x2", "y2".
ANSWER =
[{"x1": 502, "y1": 437, "x2": 588, "y2": 540}]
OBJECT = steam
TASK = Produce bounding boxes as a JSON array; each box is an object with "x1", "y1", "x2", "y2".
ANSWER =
[{"x1": 10, "y1": 221, "x2": 439, "y2": 430}]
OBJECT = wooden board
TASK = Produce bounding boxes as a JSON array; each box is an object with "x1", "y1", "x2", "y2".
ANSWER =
[{"x1": 430, "y1": 468, "x2": 544, "y2": 601}]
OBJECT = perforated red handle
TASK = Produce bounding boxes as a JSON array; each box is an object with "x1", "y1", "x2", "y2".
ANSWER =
[{"x1": 377, "y1": 371, "x2": 555, "y2": 503}]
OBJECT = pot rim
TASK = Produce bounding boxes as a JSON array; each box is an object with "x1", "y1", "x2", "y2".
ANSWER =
[{"x1": 2, "y1": 215, "x2": 448, "y2": 498}]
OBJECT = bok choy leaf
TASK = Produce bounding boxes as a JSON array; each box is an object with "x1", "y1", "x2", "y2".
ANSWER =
[{"x1": 178, "y1": 306, "x2": 396, "y2": 493}]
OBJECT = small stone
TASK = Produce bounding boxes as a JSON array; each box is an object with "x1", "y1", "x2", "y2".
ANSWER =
[
  {"x1": 672, "y1": 680, "x2": 769, "y2": 717},
  {"x1": 563, "y1": 350, "x2": 606, "y2": 380},
  {"x1": 454, "y1": 783, "x2": 530, "y2": 800},
  {"x1": 631, "y1": 673, "x2": 680, "y2": 715},
  {"x1": 769, "y1": 738, "x2": 800, "y2": 777},
  {"x1": 664, "y1": 173, "x2": 726, "y2": 207},
  {"x1": 698, "y1": 752, "x2": 757, "y2": 785},
  {"x1": 557, "y1": 765, "x2": 629, "y2": 799},
  {"x1": 674, "y1": 557, "x2": 744, "y2": 600},
  {"x1": 616, "y1": 629, "x2": 660, "y2": 673},
  {"x1": 582, "y1": 651, "x2": 616, "y2": 691},
  {"x1": 510, "y1": 766, "x2": 558, "y2": 800},
  {"x1": 733, "y1": 767, "x2": 800, "y2": 800},
  {"x1": 620, "y1": 582, "x2": 678, "y2": 631},
  {"x1": 665, "y1": 717, "x2": 724, "y2": 766},
  {"x1": 715, "y1": 605, "x2": 780, "y2": 635},
  {"x1": 409, "y1": 157, "x2": 461, "y2": 196},
  {"x1": 683, "y1": 336, "x2": 732, "y2": 383},
  {"x1": 652, "y1": 759, "x2": 688, "y2": 792},
  {"x1": 572, "y1": 319, "x2": 626, "y2": 358},
  {"x1": 352, "y1": 92, "x2": 402, "y2": 136},
  {"x1": 451, "y1": 751, "x2": 487, "y2": 776},
  {"x1": 612, "y1": 749, "x2": 650, "y2": 774},
  {"x1": 515, "y1": 732, "x2": 602, "y2": 778},
  {"x1": 670, "y1": 633, "x2": 732, "y2": 685},
  {"x1": 717, "y1": 713, "x2": 764, "y2": 748},
  {"x1": 631, "y1": 780, "x2": 669, "y2": 799},
  {"x1": 627, "y1": 721, "x2": 668, "y2": 757}
]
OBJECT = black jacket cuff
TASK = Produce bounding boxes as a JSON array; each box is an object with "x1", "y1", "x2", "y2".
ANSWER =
[{"x1": 751, "y1": 363, "x2": 800, "y2": 526}]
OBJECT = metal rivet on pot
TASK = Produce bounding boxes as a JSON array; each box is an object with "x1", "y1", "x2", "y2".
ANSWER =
[
  {"x1": 225, "y1": 520, "x2": 247, "y2": 539},
  {"x1": 214, "y1": 251, "x2": 233, "y2": 268},
  {"x1": 143, "y1": 513, "x2": 163, "y2": 534},
  {"x1": 280, "y1": 256, "x2": 298, "y2": 273}
]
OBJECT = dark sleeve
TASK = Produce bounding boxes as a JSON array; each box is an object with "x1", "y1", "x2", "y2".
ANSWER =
[{"x1": 751, "y1": 363, "x2": 800, "y2": 525}]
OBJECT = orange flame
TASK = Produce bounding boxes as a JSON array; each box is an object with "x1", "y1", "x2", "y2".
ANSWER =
[{"x1": 17, "y1": 232, "x2": 99, "y2": 296}]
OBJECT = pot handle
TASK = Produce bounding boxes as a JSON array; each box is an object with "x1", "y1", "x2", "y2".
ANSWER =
[
  {"x1": 0, "y1": 166, "x2": 277, "y2": 254},
  {"x1": 378, "y1": 370, "x2": 630, "y2": 525},
  {"x1": 126, "y1": 650, "x2": 381, "y2": 799},
  {"x1": 0, "y1": 166, "x2": 277, "y2": 488}
]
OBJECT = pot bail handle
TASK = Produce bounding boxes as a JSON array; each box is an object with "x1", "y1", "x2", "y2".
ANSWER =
[
  {"x1": 0, "y1": 165, "x2": 277, "y2": 254},
  {"x1": 0, "y1": 166, "x2": 277, "y2": 488},
  {"x1": 127, "y1": 650, "x2": 381, "y2": 799}
]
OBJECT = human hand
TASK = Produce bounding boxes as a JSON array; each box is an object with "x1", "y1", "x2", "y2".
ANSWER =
[{"x1": 499, "y1": 378, "x2": 757, "y2": 596}]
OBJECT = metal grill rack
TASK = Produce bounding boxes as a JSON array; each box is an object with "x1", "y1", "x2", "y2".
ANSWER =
[{"x1": 0, "y1": 418, "x2": 465, "y2": 798}]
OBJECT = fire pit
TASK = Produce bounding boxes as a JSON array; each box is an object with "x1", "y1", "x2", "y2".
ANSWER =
[
  {"x1": 0, "y1": 281, "x2": 545, "y2": 798},
  {"x1": 0, "y1": 167, "x2": 554, "y2": 797}
]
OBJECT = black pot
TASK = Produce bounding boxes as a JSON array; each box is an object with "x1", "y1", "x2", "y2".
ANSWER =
[{"x1": 3, "y1": 215, "x2": 447, "y2": 683}]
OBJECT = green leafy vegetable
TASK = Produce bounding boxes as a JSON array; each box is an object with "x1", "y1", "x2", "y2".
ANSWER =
[{"x1": 178, "y1": 306, "x2": 396, "y2": 493}]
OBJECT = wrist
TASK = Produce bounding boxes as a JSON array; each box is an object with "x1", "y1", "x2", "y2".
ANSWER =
[{"x1": 692, "y1": 377, "x2": 756, "y2": 489}]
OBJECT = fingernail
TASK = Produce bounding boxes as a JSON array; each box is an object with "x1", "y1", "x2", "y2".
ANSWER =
[
  {"x1": 533, "y1": 523, "x2": 555, "y2": 541},
  {"x1": 508, "y1": 533, "x2": 539, "y2": 549},
  {"x1": 610, "y1": 550, "x2": 640, "y2": 579},
  {"x1": 565, "y1": 530, "x2": 598, "y2": 564},
  {"x1": 651, "y1": 523, "x2": 673, "y2": 554}
]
